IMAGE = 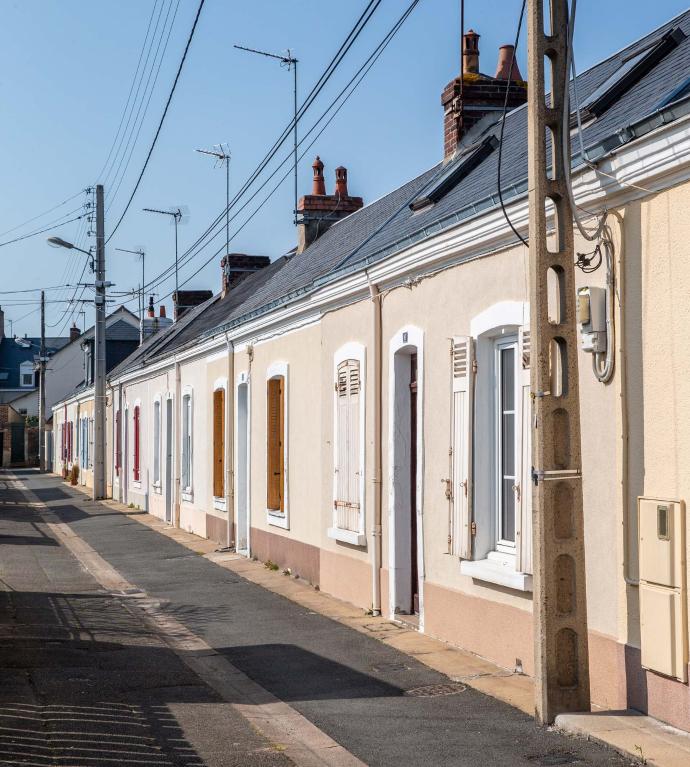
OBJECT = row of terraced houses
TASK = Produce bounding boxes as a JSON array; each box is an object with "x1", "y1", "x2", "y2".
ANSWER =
[{"x1": 51, "y1": 12, "x2": 690, "y2": 732}]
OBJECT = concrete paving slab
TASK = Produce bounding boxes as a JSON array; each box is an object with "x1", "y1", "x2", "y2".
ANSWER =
[{"x1": 556, "y1": 712, "x2": 690, "y2": 767}]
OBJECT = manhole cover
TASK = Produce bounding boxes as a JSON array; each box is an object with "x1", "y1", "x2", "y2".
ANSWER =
[
  {"x1": 404, "y1": 682, "x2": 467, "y2": 697},
  {"x1": 371, "y1": 662, "x2": 410, "y2": 673}
]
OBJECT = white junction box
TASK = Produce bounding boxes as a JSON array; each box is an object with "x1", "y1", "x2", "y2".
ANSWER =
[{"x1": 638, "y1": 497, "x2": 688, "y2": 682}]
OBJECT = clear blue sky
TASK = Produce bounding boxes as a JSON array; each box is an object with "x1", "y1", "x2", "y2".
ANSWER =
[{"x1": 1, "y1": 0, "x2": 687, "y2": 337}]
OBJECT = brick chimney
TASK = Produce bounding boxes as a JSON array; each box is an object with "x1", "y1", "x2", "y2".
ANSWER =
[
  {"x1": 442, "y1": 30, "x2": 527, "y2": 161},
  {"x1": 296, "y1": 157, "x2": 363, "y2": 253},
  {"x1": 173, "y1": 290, "x2": 213, "y2": 320},
  {"x1": 69, "y1": 323, "x2": 80, "y2": 343},
  {"x1": 221, "y1": 254, "x2": 271, "y2": 297},
  {"x1": 141, "y1": 296, "x2": 173, "y2": 341}
]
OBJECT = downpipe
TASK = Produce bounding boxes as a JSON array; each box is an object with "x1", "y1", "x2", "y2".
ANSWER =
[
  {"x1": 225, "y1": 332, "x2": 235, "y2": 550},
  {"x1": 174, "y1": 357, "x2": 181, "y2": 529},
  {"x1": 369, "y1": 279, "x2": 383, "y2": 616}
]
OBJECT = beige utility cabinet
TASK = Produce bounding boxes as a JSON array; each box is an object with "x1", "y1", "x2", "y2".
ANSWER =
[{"x1": 638, "y1": 497, "x2": 688, "y2": 682}]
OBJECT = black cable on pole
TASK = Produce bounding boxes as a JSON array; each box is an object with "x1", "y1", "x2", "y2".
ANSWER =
[
  {"x1": 107, "y1": 0, "x2": 206, "y2": 243},
  {"x1": 496, "y1": 0, "x2": 529, "y2": 248}
]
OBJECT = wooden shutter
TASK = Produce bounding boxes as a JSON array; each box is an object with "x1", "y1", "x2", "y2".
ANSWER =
[
  {"x1": 133, "y1": 406, "x2": 140, "y2": 481},
  {"x1": 213, "y1": 389, "x2": 225, "y2": 498},
  {"x1": 266, "y1": 378, "x2": 284, "y2": 511},
  {"x1": 451, "y1": 336, "x2": 474, "y2": 559},
  {"x1": 516, "y1": 325, "x2": 533, "y2": 575},
  {"x1": 335, "y1": 360, "x2": 361, "y2": 532}
]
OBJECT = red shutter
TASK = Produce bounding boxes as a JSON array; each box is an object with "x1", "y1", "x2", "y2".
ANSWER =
[
  {"x1": 115, "y1": 410, "x2": 121, "y2": 476},
  {"x1": 133, "y1": 407, "x2": 140, "y2": 481}
]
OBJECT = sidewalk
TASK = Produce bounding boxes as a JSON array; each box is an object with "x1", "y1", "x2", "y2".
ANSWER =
[{"x1": 2, "y1": 469, "x2": 645, "y2": 766}]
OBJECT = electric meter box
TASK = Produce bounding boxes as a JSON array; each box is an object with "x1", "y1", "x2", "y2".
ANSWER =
[
  {"x1": 638, "y1": 497, "x2": 688, "y2": 682},
  {"x1": 577, "y1": 286, "x2": 606, "y2": 353}
]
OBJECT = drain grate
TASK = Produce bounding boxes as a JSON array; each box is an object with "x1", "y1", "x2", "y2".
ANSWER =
[{"x1": 404, "y1": 682, "x2": 467, "y2": 697}]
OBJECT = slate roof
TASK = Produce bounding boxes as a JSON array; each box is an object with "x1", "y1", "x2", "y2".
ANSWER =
[{"x1": 110, "y1": 9, "x2": 690, "y2": 378}]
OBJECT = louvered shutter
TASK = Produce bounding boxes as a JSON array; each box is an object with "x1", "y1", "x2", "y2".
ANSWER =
[
  {"x1": 213, "y1": 389, "x2": 225, "y2": 498},
  {"x1": 451, "y1": 336, "x2": 474, "y2": 559},
  {"x1": 516, "y1": 325, "x2": 533, "y2": 575},
  {"x1": 133, "y1": 407, "x2": 140, "y2": 481},
  {"x1": 335, "y1": 360, "x2": 360, "y2": 532},
  {"x1": 266, "y1": 378, "x2": 284, "y2": 511}
]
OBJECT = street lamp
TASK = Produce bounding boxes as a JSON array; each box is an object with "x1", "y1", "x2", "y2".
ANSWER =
[{"x1": 47, "y1": 237, "x2": 91, "y2": 256}]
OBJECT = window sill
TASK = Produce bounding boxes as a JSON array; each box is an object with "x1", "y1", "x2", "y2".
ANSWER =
[
  {"x1": 327, "y1": 527, "x2": 366, "y2": 546},
  {"x1": 267, "y1": 510, "x2": 289, "y2": 529},
  {"x1": 132, "y1": 480, "x2": 142, "y2": 489},
  {"x1": 460, "y1": 552, "x2": 533, "y2": 592},
  {"x1": 213, "y1": 497, "x2": 227, "y2": 512},
  {"x1": 181, "y1": 490, "x2": 193, "y2": 503},
  {"x1": 153, "y1": 483, "x2": 162, "y2": 495}
]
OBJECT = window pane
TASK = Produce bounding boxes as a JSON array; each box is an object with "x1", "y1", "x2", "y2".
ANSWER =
[
  {"x1": 501, "y1": 347, "x2": 514, "y2": 411},
  {"x1": 502, "y1": 413, "x2": 515, "y2": 475},
  {"x1": 502, "y1": 478, "x2": 516, "y2": 541}
]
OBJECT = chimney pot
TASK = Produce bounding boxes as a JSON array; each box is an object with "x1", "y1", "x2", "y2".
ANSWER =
[
  {"x1": 335, "y1": 166, "x2": 349, "y2": 197},
  {"x1": 311, "y1": 156, "x2": 326, "y2": 195},
  {"x1": 159, "y1": 305, "x2": 166, "y2": 318},
  {"x1": 495, "y1": 44, "x2": 523, "y2": 81},
  {"x1": 69, "y1": 323, "x2": 80, "y2": 343},
  {"x1": 463, "y1": 29, "x2": 480, "y2": 74},
  {"x1": 147, "y1": 296, "x2": 155, "y2": 318}
]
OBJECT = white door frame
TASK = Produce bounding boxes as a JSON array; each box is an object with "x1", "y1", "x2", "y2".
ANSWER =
[{"x1": 387, "y1": 325, "x2": 426, "y2": 631}]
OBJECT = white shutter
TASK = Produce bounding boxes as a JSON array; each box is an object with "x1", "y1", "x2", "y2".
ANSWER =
[
  {"x1": 335, "y1": 360, "x2": 360, "y2": 532},
  {"x1": 451, "y1": 336, "x2": 474, "y2": 559},
  {"x1": 516, "y1": 325, "x2": 533, "y2": 575}
]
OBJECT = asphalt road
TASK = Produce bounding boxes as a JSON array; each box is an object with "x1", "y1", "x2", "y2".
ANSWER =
[{"x1": 0, "y1": 470, "x2": 636, "y2": 767}]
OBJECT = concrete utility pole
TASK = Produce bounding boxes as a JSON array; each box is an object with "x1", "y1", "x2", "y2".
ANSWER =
[
  {"x1": 94, "y1": 184, "x2": 106, "y2": 500},
  {"x1": 527, "y1": 0, "x2": 590, "y2": 723},
  {"x1": 38, "y1": 290, "x2": 46, "y2": 472}
]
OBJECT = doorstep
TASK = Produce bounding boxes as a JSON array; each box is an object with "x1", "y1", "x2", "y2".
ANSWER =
[{"x1": 556, "y1": 711, "x2": 690, "y2": 767}]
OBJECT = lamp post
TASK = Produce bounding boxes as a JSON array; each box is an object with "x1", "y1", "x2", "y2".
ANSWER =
[
  {"x1": 47, "y1": 184, "x2": 107, "y2": 500},
  {"x1": 143, "y1": 207, "x2": 182, "y2": 300}
]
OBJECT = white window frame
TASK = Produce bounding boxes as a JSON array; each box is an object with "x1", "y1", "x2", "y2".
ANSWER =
[
  {"x1": 213, "y1": 377, "x2": 228, "y2": 511},
  {"x1": 328, "y1": 342, "x2": 366, "y2": 546},
  {"x1": 494, "y1": 336, "x2": 519, "y2": 555},
  {"x1": 152, "y1": 395, "x2": 162, "y2": 492},
  {"x1": 460, "y1": 301, "x2": 532, "y2": 592},
  {"x1": 266, "y1": 361, "x2": 289, "y2": 529},
  {"x1": 181, "y1": 386, "x2": 193, "y2": 502},
  {"x1": 19, "y1": 361, "x2": 34, "y2": 388}
]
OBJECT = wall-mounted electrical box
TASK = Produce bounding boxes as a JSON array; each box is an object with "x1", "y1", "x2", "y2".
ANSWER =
[
  {"x1": 638, "y1": 496, "x2": 688, "y2": 682},
  {"x1": 577, "y1": 286, "x2": 607, "y2": 353}
]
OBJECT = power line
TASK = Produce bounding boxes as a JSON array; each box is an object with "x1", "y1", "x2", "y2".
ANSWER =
[
  {"x1": 107, "y1": 0, "x2": 206, "y2": 242},
  {"x1": 105, "y1": 0, "x2": 181, "y2": 214},
  {"x1": 0, "y1": 190, "x2": 85, "y2": 239},
  {"x1": 131, "y1": 0, "x2": 383, "y2": 297},
  {"x1": 145, "y1": 0, "x2": 421, "y2": 305},
  {"x1": 95, "y1": 0, "x2": 163, "y2": 182},
  {"x1": 0, "y1": 213, "x2": 85, "y2": 249}
]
